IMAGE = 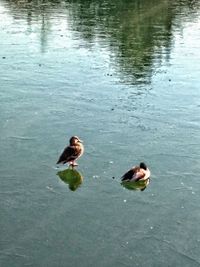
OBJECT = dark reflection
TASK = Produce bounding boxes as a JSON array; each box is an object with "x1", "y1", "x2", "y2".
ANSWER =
[
  {"x1": 57, "y1": 168, "x2": 83, "y2": 191},
  {"x1": 68, "y1": 0, "x2": 174, "y2": 84},
  {"x1": 1, "y1": 0, "x2": 200, "y2": 83},
  {"x1": 121, "y1": 178, "x2": 150, "y2": 191}
]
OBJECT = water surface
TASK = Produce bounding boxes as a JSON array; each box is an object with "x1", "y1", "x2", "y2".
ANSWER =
[{"x1": 1, "y1": 0, "x2": 200, "y2": 266}]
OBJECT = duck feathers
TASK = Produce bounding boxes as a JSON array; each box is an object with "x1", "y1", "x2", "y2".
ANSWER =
[{"x1": 57, "y1": 145, "x2": 82, "y2": 164}]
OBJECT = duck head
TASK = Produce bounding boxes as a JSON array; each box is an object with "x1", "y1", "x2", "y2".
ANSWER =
[
  {"x1": 69, "y1": 136, "x2": 83, "y2": 145},
  {"x1": 140, "y1": 162, "x2": 147, "y2": 170}
]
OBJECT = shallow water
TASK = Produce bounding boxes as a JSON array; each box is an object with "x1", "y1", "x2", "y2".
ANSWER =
[{"x1": 1, "y1": 0, "x2": 200, "y2": 266}]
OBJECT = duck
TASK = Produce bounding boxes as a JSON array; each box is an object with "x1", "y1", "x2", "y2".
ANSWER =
[
  {"x1": 121, "y1": 162, "x2": 150, "y2": 182},
  {"x1": 56, "y1": 136, "x2": 84, "y2": 167}
]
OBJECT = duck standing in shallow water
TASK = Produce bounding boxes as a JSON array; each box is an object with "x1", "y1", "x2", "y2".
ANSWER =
[
  {"x1": 121, "y1": 162, "x2": 150, "y2": 182},
  {"x1": 57, "y1": 136, "x2": 84, "y2": 167}
]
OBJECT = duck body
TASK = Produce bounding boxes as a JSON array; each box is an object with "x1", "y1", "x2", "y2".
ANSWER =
[
  {"x1": 57, "y1": 136, "x2": 84, "y2": 166},
  {"x1": 121, "y1": 162, "x2": 150, "y2": 182}
]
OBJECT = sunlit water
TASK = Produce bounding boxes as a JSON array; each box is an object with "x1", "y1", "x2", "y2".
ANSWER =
[{"x1": 1, "y1": 1, "x2": 200, "y2": 266}]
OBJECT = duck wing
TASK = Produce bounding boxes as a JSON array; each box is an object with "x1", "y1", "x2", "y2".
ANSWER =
[
  {"x1": 57, "y1": 145, "x2": 81, "y2": 164},
  {"x1": 121, "y1": 167, "x2": 138, "y2": 181}
]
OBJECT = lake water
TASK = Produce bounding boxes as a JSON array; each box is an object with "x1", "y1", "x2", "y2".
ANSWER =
[{"x1": 1, "y1": 0, "x2": 200, "y2": 266}]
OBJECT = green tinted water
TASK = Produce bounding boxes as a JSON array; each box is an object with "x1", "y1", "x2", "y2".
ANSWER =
[{"x1": 1, "y1": 0, "x2": 200, "y2": 266}]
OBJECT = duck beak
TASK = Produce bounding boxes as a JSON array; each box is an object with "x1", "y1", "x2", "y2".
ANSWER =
[{"x1": 78, "y1": 139, "x2": 83, "y2": 143}]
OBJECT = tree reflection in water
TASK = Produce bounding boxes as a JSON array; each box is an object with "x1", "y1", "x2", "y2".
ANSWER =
[{"x1": 1, "y1": 0, "x2": 200, "y2": 83}]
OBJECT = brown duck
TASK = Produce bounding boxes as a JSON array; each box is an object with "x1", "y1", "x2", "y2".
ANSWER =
[
  {"x1": 57, "y1": 136, "x2": 84, "y2": 167},
  {"x1": 121, "y1": 162, "x2": 150, "y2": 182}
]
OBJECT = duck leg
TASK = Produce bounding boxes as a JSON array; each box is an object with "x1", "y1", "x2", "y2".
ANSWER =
[{"x1": 69, "y1": 161, "x2": 78, "y2": 167}]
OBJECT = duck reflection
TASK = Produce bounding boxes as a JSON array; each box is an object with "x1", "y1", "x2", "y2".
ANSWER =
[
  {"x1": 121, "y1": 178, "x2": 150, "y2": 191},
  {"x1": 57, "y1": 168, "x2": 83, "y2": 191}
]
